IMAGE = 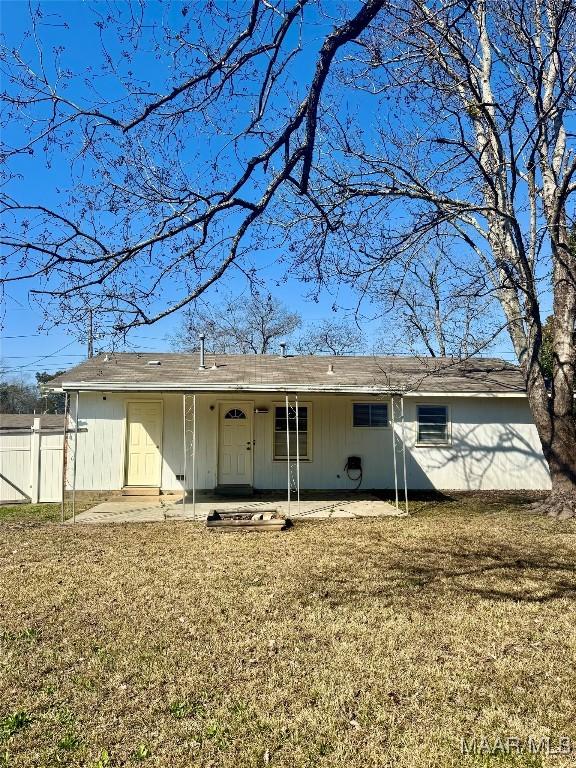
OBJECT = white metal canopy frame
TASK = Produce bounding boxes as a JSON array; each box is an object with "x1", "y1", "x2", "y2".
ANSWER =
[
  {"x1": 285, "y1": 393, "x2": 302, "y2": 516},
  {"x1": 390, "y1": 394, "x2": 409, "y2": 516},
  {"x1": 283, "y1": 391, "x2": 409, "y2": 516},
  {"x1": 63, "y1": 389, "x2": 409, "y2": 521},
  {"x1": 61, "y1": 390, "x2": 80, "y2": 523},
  {"x1": 182, "y1": 393, "x2": 197, "y2": 519}
]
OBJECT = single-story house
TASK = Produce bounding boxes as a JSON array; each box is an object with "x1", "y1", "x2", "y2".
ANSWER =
[{"x1": 47, "y1": 350, "x2": 551, "y2": 497}]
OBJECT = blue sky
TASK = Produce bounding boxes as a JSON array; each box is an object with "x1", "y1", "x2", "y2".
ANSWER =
[
  {"x1": 1, "y1": 0, "x2": 524, "y2": 381},
  {"x1": 1, "y1": 0, "x2": 379, "y2": 380}
]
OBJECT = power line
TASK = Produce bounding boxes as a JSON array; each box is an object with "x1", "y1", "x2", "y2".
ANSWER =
[
  {"x1": 1, "y1": 354, "x2": 86, "y2": 360},
  {"x1": 14, "y1": 341, "x2": 80, "y2": 370},
  {"x1": 1, "y1": 334, "x2": 44, "y2": 339}
]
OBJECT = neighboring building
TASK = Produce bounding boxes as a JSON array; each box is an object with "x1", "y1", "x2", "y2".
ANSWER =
[{"x1": 47, "y1": 352, "x2": 551, "y2": 495}]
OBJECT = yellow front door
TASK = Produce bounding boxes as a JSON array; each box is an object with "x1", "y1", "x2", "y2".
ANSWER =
[{"x1": 125, "y1": 401, "x2": 163, "y2": 486}]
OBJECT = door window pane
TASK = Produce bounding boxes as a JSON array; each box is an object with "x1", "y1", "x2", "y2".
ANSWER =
[{"x1": 224, "y1": 408, "x2": 246, "y2": 419}]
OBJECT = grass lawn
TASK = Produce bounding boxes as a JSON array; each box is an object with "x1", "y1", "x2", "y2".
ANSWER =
[
  {"x1": 0, "y1": 500, "x2": 98, "y2": 524},
  {"x1": 1, "y1": 493, "x2": 575, "y2": 767},
  {"x1": 0, "y1": 503, "x2": 65, "y2": 524}
]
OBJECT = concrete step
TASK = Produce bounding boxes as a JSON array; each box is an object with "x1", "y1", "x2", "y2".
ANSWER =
[
  {"x1": 214, "y1": 484, "x2": 254, "y2": 497},
  {"x1": 122, "y1": 486, "x2": 161, "y2": 496}
]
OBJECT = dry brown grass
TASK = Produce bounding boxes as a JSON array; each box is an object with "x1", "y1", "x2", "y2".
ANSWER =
[{"x1": 1, "y1": 493, "x2": 576, "y2": 768}]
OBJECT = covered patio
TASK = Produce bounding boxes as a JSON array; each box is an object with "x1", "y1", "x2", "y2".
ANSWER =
[
  {"x1": 66, "y1": 491, "x2": 402, "y2": 524},
  {"x1": 61, "y1": 386, "x2": 411, "y2": 524}
]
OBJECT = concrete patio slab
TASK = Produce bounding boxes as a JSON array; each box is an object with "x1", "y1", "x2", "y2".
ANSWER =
[{"x1": 69, "y1": 492, "x2": 403, "y2": 524}]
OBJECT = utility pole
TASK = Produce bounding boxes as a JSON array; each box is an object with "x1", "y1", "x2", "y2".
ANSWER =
[{"x1": 87, "y1": 308, "x2": 94, "y2": 358}]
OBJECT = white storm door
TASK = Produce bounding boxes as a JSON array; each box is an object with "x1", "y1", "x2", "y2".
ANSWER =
[
  {"x1": 218, "y1": 404, "x2": 253, "y2": 485},
  {"x1": 125, "y1": 401, "x2": 163, "y2": 486}
]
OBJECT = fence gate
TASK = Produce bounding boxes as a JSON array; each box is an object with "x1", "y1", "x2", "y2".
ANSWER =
[{"x1": 0, "y1": 416, "x2": 64, "y2": 504}]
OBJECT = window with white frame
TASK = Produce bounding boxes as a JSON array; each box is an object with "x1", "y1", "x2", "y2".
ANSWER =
[
  {"x1": 417, "y1": 405, "x2": 450, "y2": 444},
  {"x1": 353, "y1": 402, "x2": 389, "y2": 427},
  {"x1": 274, "y1": 405, "x2": 310, "y2": 460}
]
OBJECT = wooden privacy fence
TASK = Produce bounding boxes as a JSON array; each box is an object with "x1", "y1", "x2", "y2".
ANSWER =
[{"x1": 0, "y1": 415, "x2": 65, "y2": 504}]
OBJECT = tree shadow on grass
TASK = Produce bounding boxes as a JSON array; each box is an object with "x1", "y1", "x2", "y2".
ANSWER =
[
  {"x1": 394, "y1": 544, "x2": 576, "y2": 603},
  {"x1": 297, "y1": 541, "x2": 576, "y2": 606}
]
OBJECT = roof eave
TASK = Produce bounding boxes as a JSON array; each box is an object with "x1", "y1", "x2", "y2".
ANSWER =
[{"x1": 53, "y1": 381, "x2": 527, "y2": 397}]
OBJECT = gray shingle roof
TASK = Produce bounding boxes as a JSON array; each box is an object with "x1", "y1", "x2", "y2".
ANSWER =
[
  {"x1": 47, "y1": 353, "x2": 526, "y2": 394},
  {"x1": 0, "y1": 414, "x2": 65, "y2": 430}
]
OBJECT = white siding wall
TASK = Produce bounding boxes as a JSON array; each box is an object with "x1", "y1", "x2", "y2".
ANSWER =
[
  {"x1": 72, "y1": 393, "x2": 126, "y2": 489},
  {"x1": 401, "y1": 397, "x2": 551, "y2": 491},
  {"x1": 72, "y1": 391, "x2": 551, "y2": 492}
]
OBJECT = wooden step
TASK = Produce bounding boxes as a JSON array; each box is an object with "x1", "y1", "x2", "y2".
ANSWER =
[{"x1": 122, "y1": 486, "x2": 161, "y2": 496}]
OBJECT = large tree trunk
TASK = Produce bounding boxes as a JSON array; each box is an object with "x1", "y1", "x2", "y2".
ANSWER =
[
  {"x1": 534, "y1": 193, "x2": 576, "y2": 517},
  {"x1": 527, "y1": 299, "x2": 576, "y2": 520},
  {"x1": 535, "y1": 412, "x2": 576, "y2": 520}
]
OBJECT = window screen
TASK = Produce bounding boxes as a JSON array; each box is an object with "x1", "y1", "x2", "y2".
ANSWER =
[
  {"x1": 417, "y1": 405, "x2": 449, "y2": 444},
  {"x1": 274, "y1": 406, "x2": 309, "y2": 459},
  {"x1": 353, "y1": 402, "x2": 388, "y2": 427}
]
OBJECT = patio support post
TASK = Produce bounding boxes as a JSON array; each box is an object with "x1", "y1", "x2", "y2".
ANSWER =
[
  {"x1": 295, "y1": 393, "x2": 300, "y2": 515},
  {"x1": 285, "y1": 394, "x2": 291, "y2": 515},
  {"x1": 391, "y1": 395, "x2": 399, "y2": 511},
  {"x1": 400, "y1": 395, "x2": 409, "y2": 515},
  {"x1": 192, "y1": 393, "x2": 196, "y2": 520},
  {"x1": 72, "y1": 391, "x2": 79, "y2": 524},
  {"x1": 182, "y1": 394, "x2": 187, "y2": 517},
  {"x1": 61, "y1": 391, "x2": 68, "y2": 523}
]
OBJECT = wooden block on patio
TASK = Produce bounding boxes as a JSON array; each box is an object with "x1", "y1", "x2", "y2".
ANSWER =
[
  {"x1": 208, "y1": 508, "x2": 278, "y2": 519},
  {"x1": 206, "y1": 508, "x2": 289, "y2": 531},
  {"x1": 206, "y1": 517, "x2": 288, "y2": 531}
]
